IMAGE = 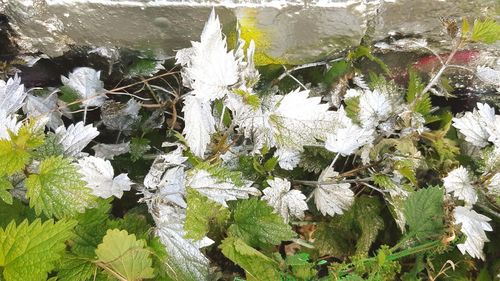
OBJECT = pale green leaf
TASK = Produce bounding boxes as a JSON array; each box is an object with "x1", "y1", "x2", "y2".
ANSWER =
[
  {"x1": 471, "y1": 18, "x2": 500, "y2": 44},
  {"x1": 219, "y1": 237, "x2": 281, "y2": 281},
  {"x1": 0, "y1": 176, "x2": 13, "y2": 205},
  {"x1": 0, "y1": 140, "x2": 30, "y2": 176},
  {"x1": 95, "y1": 229, "x2": 155, "y2": 281},
  {"x1": 0, "y1": 219, "x2": 76, "y2": 281},
  {"x1": 228, "y1": 198, "x2": 296, "y2": 248},
  {"x1": 57, "y1": 254, "x2": 97, "y2": 281},
  {"x1": 25, "y1": 156, "x2": 96, "y2": 219}
]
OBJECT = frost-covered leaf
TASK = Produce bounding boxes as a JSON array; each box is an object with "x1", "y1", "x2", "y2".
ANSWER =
[
  {"x1": 176, "y1": 10, "x2": 238, "y2": 102},
  {"x1": 101, "y1": 99, "x2": 141, "y2": 133},
  {"x1": 23, "y1": 93, "x2": 63, "y2": 130},
  {"x1": 443, "y1": 166, "x2": 477, "y2": 206},
  {"x1": 77, "y1": 156, "x2": 133, "y2": 199},
  {"x1": 55, "y1": 121, "x2": 99, "y2": 157},
  {"x1": 358, "y1": 89, "x2": 392, "y2": 128},
  {"x1": 476, "y1": 66, "x2": 500, "y2": 87},
  {"x1": 220, "y1": 237, "x2": 281, "y2": 281},
  {"x1": 184, "y1": 189, "x2": 230, "y2": 241},
  {"x1": 182, "y1": 95, "x2": 216, "y2": 157},
  {"x1": 0, "y1": 75, "x2": 26, "y2": 115},
  {"x1": 150, "y1": 204, "x2": 213, "y2": 281},
  {"x1": 187, "y1": 169, "x2": 260, "y2": 207},
  {"x1": 95, "y1": 229, "x2": 155, "y2": 280},
  {"x1": 228, "y1": 198, "x2": 296, "y2": 248},
  {"x1": 313, "y1": 167, "x2": 354, "y2": 217},
  {"x1": 0, "y1": 110, "x2": 21, "y2": 140},
  {"x1": 452, "y1": 103, "x2": 495, "y2": 148},
  {"x1": 26, "y1": 156, "x2": 96, "y2": 218},
  {"x1": 275, "y1": 148, "x2": 301, "y2": 170},
  {"x1": 0, "y1": 219, "x2": 76, "y2": 281},
  {"x1": 143, "y1": 147, "x2": 187, "y2": 208},
  {"x1": 487, "y1": 173, "x2": 500, "y2": 196},
  {"x1": 453, "y1": 206, "x2": 492, "y2": 260},
  {"x1": 403, "y1": 186, "x2": 444, "y2": 241},
  {"x1": 61, "y1": 67, "x2": 106, "y2": 107},
  {"x1": 325, "y1": 122, "x2": 374, "y2": 156},
  {"x1": 262, "y1": 178, "x2": 308, "y2": 223},
  {"x1": 92, "y1": 142, "x2": 130, "y2": 160}
]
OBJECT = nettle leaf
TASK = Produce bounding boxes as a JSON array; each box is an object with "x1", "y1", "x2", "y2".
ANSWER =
[
  {"x1": 101, "y1": 99, "x2": 141, "y2": 133},
  {"x1": 57, "y1": 253, "x2": 96, "y2": 281},
  {"x1": 32, "y1": 132, "x2": 65, "y2": 159},
  {"x1": 228, "y1": 198, "x2": 296, "y2": 248},
  {"x1": 55, "y1": 121, "x2": 99, "y2": 157},
  {"x1": 26, "y1": 156, "x2": 96, "y2": 218},
  {"x1": 0, "y1": 198, "x2": 37, "y2": 228},
  {"x1": 61, "y1": 67, "x2": 106, "y2": 107},
  {"x1": 129, "y1": 137, "x2": 150, "y2": 162},
  {"x1": 354, "y1": 196, "x2": 384, "y2": 255},
  {"x1": 184, "y1": 189, "x2": 230, "y2": 241},
  {"x1": 219, "y1": 237, "x2": 281, "y2": 281},
  {"x1": 96, "y1": 229, "x2": 155, "y2": 281},
  {"x1": 0, "y1": 75, "x2": 26, "y2": 115},
  {"x1": 403, "y1": 186, "x2": 444, "y2": 241},
  {"x1": 0, "y1": 176, "x2": 13, "y2": 204},
  {"x1": 0, "y1": 219, "x2": 76, "y2": 281}
]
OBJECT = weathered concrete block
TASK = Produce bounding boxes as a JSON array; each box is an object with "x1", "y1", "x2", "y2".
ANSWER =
[{"x1": 0, "y1": 0, "x2": 498, "y2": 64}]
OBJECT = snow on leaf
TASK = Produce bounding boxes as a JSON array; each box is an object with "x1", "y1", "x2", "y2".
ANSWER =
[
  {"x1": 443, "y1": 166, "x2": 477, "y2": 206},
  {"x1": 92, "y1": 142, "x2": 130, "y2": 160},
  {"x1": 187, "y1": 169, "x2": 260, "y2": 208},
  {"x1": 55, "y1": 121, "x2": 99, "y2": 157},
  {"x1": 77, "y1": 156, "x2": 133, "y2": 199},
  {"x1": 453, "y1": 206, "x2": 492, "y2": 260},
  {"x1": 476, "y1": 66, "x2": 500, "y2": 87},
  {"x1": 313, "y1": 167, "x2": 354, "y2": 217},
  {"x1": 358, "y1": 89, "x2": 392, "y2": 128},
  {"x1": 61, "y1": 67, "x2": 106, "y2": 107},
  {"x1": 325, "y1": 122, "x2": 374, "y2": 156},
  {"x1": 262, "y1": 178, "x2": 308, "y2": 223},
  {"x1": 177, "y1": 10, "x2": 238, "y2": 103},
  {"x1": 182, "y1": 95, "x2": 216, "y2": 157},
  {"x1": 453, "y1": 103, "x2": 495, "y2": 148},
  {"x1": 0, "y1": 75, "x2": 26, "y2": 115},
  {"x1": 487, "y1": 173, "x2": 500, "y2": 197},
  {"x1": 23, "y1": 93, "x2": 63, "y2": 130}
]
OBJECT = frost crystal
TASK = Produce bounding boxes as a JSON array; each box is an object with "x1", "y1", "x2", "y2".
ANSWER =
[
  {"x1": 55, "y1": 121, "x2": 99, "y2": 157},
  {"x1": 443, "y1": 166, "x2": 477, "y2": 206},
  {"x1": 77, "y1": 156, "x2": 133, "y2": 199},
  {"x1": 313, "y1": 167, "x2": 354, "y2": 217},
  {"x1": 262, "y1": 178, "x2": 308, "y2": 223},
  {"x1": 453, "y1": 206, "x2": 492, "y2": 260},
  {"x1": 61, "y1": 67, "x2": 106, "y2": 107}
]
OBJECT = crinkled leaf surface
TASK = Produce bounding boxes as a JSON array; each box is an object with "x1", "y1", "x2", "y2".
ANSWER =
[
  {"x1": 228, "y1": 198, "x2": 296, "y2": 248},
  {"x1": 26, "y1": 156, "x2": 96, "y2": 218},
  {"x1": 0, "y1": 75, "x2": 26, "y2": 115},
  {"x1": 55, "y1": 121, "x2": 99, "y2": 157},
  {"x1": 61, "y1": 67, "x2": 106, "y2": 107},
  {"x1": 0, "y1": 219, "x2": 76, "y2": 281},
  {"x1": 403, "y1": 186, "x2": 444, "y2": 241}
]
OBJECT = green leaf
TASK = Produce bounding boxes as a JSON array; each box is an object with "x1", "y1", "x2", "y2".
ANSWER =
[
  {"x1": 107, "y1": 211, "x2": 151, "y2": 240},
  {"x1": 129, "y1": 137, "x2": 151, "y2": 162},
  {"x1": 299, "y1": 146, "x2": 335, "y2": 174},
  {"x1": 403, "y1": 186, "x2": 444, "y2": 241},
  {"x1": 344, "y1": 96, "x2": 360, "y2": 123},
  {"x1": 219, "y1": 237, "x2": 281, "y2": 281},
  {"x1": 32, "y1": 133, "x2": 65, "y2": 159},
  {"x1": 0, "y1": 140, "x2": 30, "y2": 176},
  {"x1": 57, "y1": 253, "x2": 97, "y2": 281},
  {"x1": 471, "y1": 18, "x2": 500, "y2": 44},
  {"x1": 0, "y1": 219, "x2": 76, "y2": 281},
  {"x1": 126, "y1": 58, "x2": 163, "y2": 77},
  {"x1": 406, "y1": 71, "x2": 423, "y2": 103},
  {"x1": 95, "y1": 229, "x2": 155, "y2": 281},
  {"x1": 184, "y1": 189, "x2": 230, "y2": 241},
  {"x1": 228, "y1": 198, "x2": 296, "y2": 248},
  {"x1": 0, "y1": 198, "x2": 37, "y2": 228},
  {"x1": 323, "y1": 60, "x2": 350, "y2": 85},
  {"x1": 286, "y1": 253, "x2": 317, "y2": 280},
  {"x1": 0, "y1": 176, "x2": 13, "y2": 205},
  {"x1": 25, "y1": 156, "x2": 96, "y2": 219},
  {"x1": 414, "y1": 93, "x2": 432, "y2": 117}
]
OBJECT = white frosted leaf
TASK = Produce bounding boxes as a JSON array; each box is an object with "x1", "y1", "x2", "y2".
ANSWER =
[
  {"x1": 262, "y1": 178, "x2": 308, "y2": 223},
  {"x1": 187, "y1": 170, "x2": 260, "y2": 207},
  {"x1": 23, "y1": 93, "x2": 64, "y2": 130},
  {"x1": 77, "y1": 156, "x2": 133, "y2": 199},
  {"x1": 325, "y1": 122, "x2": 374, "y2": 156},
  {"x1": 0, "y1": 75, "x2": 26, "y2": 115},
  {"x1": 454, "y1": 206, "x2": 492, "y2": 260},
  {"x1": 476, "y1": 66, "x2": 500, "y2": 87},
  {"x1": 443, "y1": 166, "x2": 477, "y2": 206},
  {"x1": 358, "y1": 89, "x2": 392, "y2": 129},
  {"x1": 92, "y1": 142, "x2": 130, "y2": 160},
  {"x1": 0, "y1": 110, "x2": 21, "y2": 140},
  {"x1": 487, "y1": 173, "x2": 500, "y2": 197},
  {"x1": 275, "y1": 148, "x2": 301, "y2": 170},
  {"x1": 101, "y1": 99, "x2": 141, "y2": 132},
  {"x1": 55, "y1": 121, "x2": 99, "y2": 157},
  {"x1": 313, "y1": 167, "x2": 354, "y2": 217},
  {"x1": 453, "y1": 103, "x2": 495, "y2": 148},
  {"x1": 61, "y1": 67, "x2": 106, "y2": 107},
  {"x1": 182, "y1": 95, "x2": 215, "y2": 157}
]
